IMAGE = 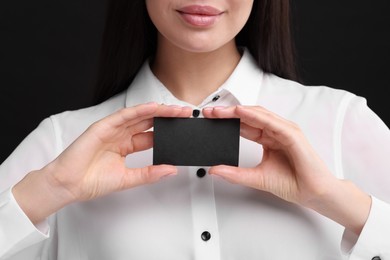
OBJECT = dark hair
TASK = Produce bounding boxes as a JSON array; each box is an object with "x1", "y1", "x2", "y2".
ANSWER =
[{"x1": 93, "y1": 0, "x2": 298, "y2": 104}]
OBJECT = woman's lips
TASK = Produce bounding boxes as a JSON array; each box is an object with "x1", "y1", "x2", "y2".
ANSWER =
[{"x1": 177, "y1": 5, "x2": 223, "y2": 27}]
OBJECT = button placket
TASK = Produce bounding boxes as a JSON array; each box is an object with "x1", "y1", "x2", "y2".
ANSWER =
[{"x1": 189, "y1": 166, "x2": 221, "y2": 259}]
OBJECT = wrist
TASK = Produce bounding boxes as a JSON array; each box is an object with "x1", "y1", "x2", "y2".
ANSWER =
[
  {"x1": 305, "y1": 179, "x2": 371, "y2": 235},
  {"x1": 12, "y1": 164, "x2": 76, "y2": 225}
]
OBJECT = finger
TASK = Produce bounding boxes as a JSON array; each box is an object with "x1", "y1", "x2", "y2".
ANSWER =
[
  {"x1": 203, "y1": 107, "x2": 268, "y2": 145},
  {"x1": 235, "y1": 106, "x2": 292, "y2": 132},
  {"x1": 240, "y1": 122, "x2": 280, "y2": 148},
  {"x1": 235, "y1": 106, "x2": 302, "y2": 146},
  {"x1": 209, "y1": 165, "x2": 264, "y2": 190},
  {"x1": 121, "y1": 165, "x2": 178, "y2": 189},
  {"x1": 90, "y1": 117, "x2": 153, "y2": 147},
  {"x1": 123, "y1": 104, "x2": 193, "y2": 129},
  {"x1": 240, "y1": 122, "x2": 262, "y2": 143},
  {"x1": 119, "y1": 106, "x2": 193, "y2": 154},
  {"x1": 131, "y1": 132, "x2": 154, "y2": 153},
  {"x1": 90, "y1": 105, "x2": 192, "y2": 152},
  {"x1": 128, "y1": 118, "x2": 154, "y2": 135},
  {"x1": 203, "y1": 105, "x2": 273, "y2": 126},
  {"x1": 203, "y1": 106, "x2": 282, "y2": 146},
  {"x1": 203, "y1": 105, "x2": 301, "y2": 147},
  {"x1": 103, "y1": 103, "x2": 192, "y2": 130},
  {"x1": 118, "y1": 121, "x2": 154, "y2": 155},
  {"x1": 109, "y1": 102, "x2": 160, "y2": 128},
  {"x1": 154, "y1": 105, "x2": 193, "y2": 118},
  {"x1": 202, "y1": 106, "x2": 238, "y2": 119},
  {"x1": 203, "y1": 105, "x2": 290, "y2": 133}
]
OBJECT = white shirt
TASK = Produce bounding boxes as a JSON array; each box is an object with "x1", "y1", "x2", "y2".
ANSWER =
[{"x1": 1, "y1": 50, "x2": 390, "y2": 260}]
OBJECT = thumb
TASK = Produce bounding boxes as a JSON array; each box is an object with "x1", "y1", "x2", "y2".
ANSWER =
[
  {"x1": 121, "y1": 165, "x2": 178, "y2": 189},
  {"x1": 209, "y1": 165, "x2": 261, "y2": 188}
]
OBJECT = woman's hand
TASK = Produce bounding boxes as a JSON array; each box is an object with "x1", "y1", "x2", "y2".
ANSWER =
[
  {"x1": 203, "y1": 105, "x2": 332, "y2": 204},
  {"x1": 13, "y1": 103, "x2": 192, "y2": 224},
  {"x1": 203, "y1": 105, "x2": 371, "y2": 235}
]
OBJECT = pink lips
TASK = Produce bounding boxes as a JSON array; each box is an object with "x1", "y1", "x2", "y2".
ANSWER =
[{"x1": 177, "y1": 5, "x2": 223, "y2": 27}]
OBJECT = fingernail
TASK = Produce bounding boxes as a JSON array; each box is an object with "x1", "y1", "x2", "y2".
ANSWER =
[
  {"x1": 168, "y1": 105, "x2": 182, "y2": 109},
  {"x1": 213, "y1": 106, "x2": 227, "y2": 110}
]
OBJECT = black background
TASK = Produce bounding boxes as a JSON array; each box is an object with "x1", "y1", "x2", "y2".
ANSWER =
[{"x1": 0, "y1": 1, "x2": 389, "y2": 163}]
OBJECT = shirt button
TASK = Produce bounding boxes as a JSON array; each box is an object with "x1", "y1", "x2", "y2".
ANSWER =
[
  {"x1": 196, "y1": 168, "x2": 207, "y2": 178},
  {"x1": 212, "y1": 95, "x2": 220, "y2": 102},
  {"x1": 201, "y1": 231, "x2": 211, "y2": 241},
  {"x1": 192, "y1": 109, "x2": 200, "y2": 118},
  {"x1": 372, "y1": 257, "x2": 381, "y2": 260}
]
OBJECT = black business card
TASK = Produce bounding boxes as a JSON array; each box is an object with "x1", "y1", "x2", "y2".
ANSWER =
[{"x1": 153, "y1": 117, "x2": 240, "y2": 166}]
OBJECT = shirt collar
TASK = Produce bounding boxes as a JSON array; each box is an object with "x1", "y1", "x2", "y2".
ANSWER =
[
  {"x1": 221, "y1": 48, "x2": 263, "y2": 105},
  {"x1": 125, "y1": 48, "x2": 263, "y2": 107}
]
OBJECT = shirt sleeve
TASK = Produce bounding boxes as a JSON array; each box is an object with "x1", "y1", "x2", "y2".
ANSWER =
[
  {"x1": 0, "y1": 117, "x2": 59, "y2": 259},
  {"x1": 340, "y1": 96, "x2": 390, "y2": 259},
  {"x1": 0, "y1": 188, "x2": 49, "y2": 259}
]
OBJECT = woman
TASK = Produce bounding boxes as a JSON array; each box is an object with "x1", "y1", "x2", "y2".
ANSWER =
[{"x1": 1, "y1": 0, "x2": 389, "y2": 259}]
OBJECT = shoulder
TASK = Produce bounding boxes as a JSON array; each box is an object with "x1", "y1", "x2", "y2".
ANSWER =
[
  {"x1": 49, "y1": 92, "x2": 127, "y2": 146},
  {"x1": 52, "y1": 91, "x2": 126, "y2": 125},
  {"x1": 258, "y1": 73, "x2": 360, "y2": 118},
  {"x1": 262, "y1": 73, "x2": 355, "y2": 101}
]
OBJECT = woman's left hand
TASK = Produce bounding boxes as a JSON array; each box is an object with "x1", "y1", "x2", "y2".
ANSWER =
[{"x1": 202, "y1": 105, "x2": 371, "y2": 235}]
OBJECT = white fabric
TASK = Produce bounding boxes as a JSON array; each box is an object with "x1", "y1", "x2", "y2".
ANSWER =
[{"x1": 1, "y1": 50, "x2": 390, "y2": 259}]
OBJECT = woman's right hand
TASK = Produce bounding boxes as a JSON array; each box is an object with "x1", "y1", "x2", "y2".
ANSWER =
[{"x1": 12, "y1": 103, "x2": 192, "y2": 224}]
